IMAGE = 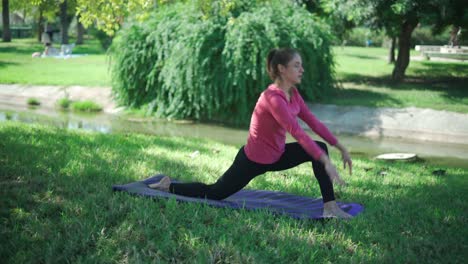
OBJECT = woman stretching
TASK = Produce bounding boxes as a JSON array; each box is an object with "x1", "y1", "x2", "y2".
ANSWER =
[{"x1": 149, "y1": 48, "x2": 353, "y2": 218}]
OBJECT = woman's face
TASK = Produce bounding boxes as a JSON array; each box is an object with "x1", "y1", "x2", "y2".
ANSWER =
[{"x1": 279, "y1": 53, "x2": 304, "y2": 85}]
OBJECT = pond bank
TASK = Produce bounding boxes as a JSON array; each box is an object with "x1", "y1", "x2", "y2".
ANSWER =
[
  {"x1": 2, "y1": 84, "x2": 468, "y2": 145},
  {"x1": 2, "y1": 103, "x2": 468, "y2": 169}
]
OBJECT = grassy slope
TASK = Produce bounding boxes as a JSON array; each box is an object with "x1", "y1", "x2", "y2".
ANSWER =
[
  {"x1": 1, "y1": 122, "x2": 466, "y2": 263},
  {"x1": 0, "y1": 39, "x2": 110, "y2": 87}
]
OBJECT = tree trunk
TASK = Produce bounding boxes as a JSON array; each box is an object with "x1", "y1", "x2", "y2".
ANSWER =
[
  {"x1": 392, "y1": 20, "x2": 418, "y2": 82},
  {"x1": 59, "y1": 0, "x2": 69, "y2": 44},
  {"x1": 37, "y1": 9, "x2": 43, "y2": 42},
  {"x1": 388, "y1": 36, "x2": 396, "y2": 64},
  {"x1": 76, "y1": 16, "x2": 85, "y2": 45},
  {"x1": 2, "y1": 0, "x2": 11, "y2": 42}
]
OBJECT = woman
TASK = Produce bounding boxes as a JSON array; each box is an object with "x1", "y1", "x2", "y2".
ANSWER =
[{"x1": 150, "y1": 48, "x2": 353, "y2": 218}]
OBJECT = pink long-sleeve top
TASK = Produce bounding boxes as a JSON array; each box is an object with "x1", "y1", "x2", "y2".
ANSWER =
[{"x1": 244, "y1": 84, "x2": 338, "y2": 164}]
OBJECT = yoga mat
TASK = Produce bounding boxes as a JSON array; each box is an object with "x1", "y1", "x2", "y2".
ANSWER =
[{"x1": 113, "y1": 175, "x2": 364, "y2": 219}]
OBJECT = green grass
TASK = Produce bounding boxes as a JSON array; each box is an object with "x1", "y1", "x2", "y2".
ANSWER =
[
  {"x1": 70, "y1": 100, "x2": 103, "y2": 112},
  {"x1": 0, "y1": 38, "x2": 110, "y2": 86},
  {"x1": 328, "y1": 47, "x2": 468, "y2": 113},
  {"x1": 1, "y1": 122, "x2": 466, "y2": 263},
  {"x1": 1, "y1": 39, "x2": 467, "y2": 112}
]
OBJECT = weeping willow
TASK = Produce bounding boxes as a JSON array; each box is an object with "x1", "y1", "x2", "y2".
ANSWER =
[{"x1": 110, "y1": 1, "x2": 335, "y2": 125}]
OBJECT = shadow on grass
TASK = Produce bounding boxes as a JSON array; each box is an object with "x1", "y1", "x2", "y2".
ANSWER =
[
  {"x1": 0, "y1": 40, "x2": 106, "y2": 56},
  {"x1": 411, "y1": 61, "x2": 468, "y2": 78},
  {"x1": 0, "y1": 60, "x2": 20, "y2": 68},
  {"x1": 342, "y1": 53, "x2": 381, "y2": 60},
  {"x1": 0, "y1": 46, "x2": 40, "y2": 55},
  {"x1": 325, "y1": 86, "x2": 403, "y2": 107},
  {"x1": 0, "y1": 125, "x2": 212, "y2": 262},
  {"x1": 72, "y1": 45, "x2": 107, "y2": 55},
  {"x1": 1, "y1": 124, "x2": 466, "y2": 262},
  {"x1": 337, "y1": 166, "x2": 467, "y2": 263},
  {"x1": 338, "y1": 70, "x2": 468, "y2": 102}
]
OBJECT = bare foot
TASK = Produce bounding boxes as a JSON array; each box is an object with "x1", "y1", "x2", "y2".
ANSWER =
[
  {"x1": 323, "y1": 201, "x2": 352, "y2": 219},
  {"x1": 148, "y1": 176, "x2": 171, "y2": 192}
]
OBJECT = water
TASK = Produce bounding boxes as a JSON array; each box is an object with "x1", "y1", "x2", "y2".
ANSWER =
[{"x1": 1, "y1": 106, "x2": 467, "y2": 169}]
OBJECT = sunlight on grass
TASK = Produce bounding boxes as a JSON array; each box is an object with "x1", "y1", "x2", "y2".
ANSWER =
[
  {"x1": 1, "y1": 122, "x2": 466, "y2": 263},
  {"x1": 0, "y1": 38, "x2": 110, "y2": 86}
]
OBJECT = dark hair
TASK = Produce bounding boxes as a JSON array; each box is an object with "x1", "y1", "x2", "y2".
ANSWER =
[{"x1": 266, "y1": 48, "x2": 299, "y2": 81}]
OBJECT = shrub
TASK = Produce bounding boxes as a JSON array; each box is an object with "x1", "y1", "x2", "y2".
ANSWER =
[
  {"x1": 342, "y1": 27, "x2": 386, "y2": 47},
  {"x1": 110, "y1": 0, "x2": 336, "y2": 125},
  {"x1": 70, "y1": 100, "x2": 103, "y2": 112},
  {"x1": 27, "y1": 98, "x2": 41, "y2": 106},
  {"x1": 411, "y1": 26, "x2": 451, "y2": 46},
  {"x1": 88, "y1": 27, "x2": 113, "y2": 50},
  {"x1": 56, "y1": 98, "x2": 72, "y2": 109}
]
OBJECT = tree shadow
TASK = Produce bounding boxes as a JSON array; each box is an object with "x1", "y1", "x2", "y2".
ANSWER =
[
  {"x1": 0, "y1": 46, "x2": 41, "y2": 55},
  {"x1": 0, "y1": 60, "x2": 20, "y2": 68},
  {"x1": 0, "y1": 42, "x2": 106, "y2": 56},
  {"x1": 343, "y1": 53, "x2": 381, "y2": 60},
  {"x1": 326, "y1": 86, "x2": 403, "y2": 107},
  {"x1": 2, "y1": 124, "x2": 465, "y2": 262},
  {"x1": 338, "y1": 72, "x2": 468, "y2": 102},
  {"x1": 336, "y1": 169, "x2": 466, "y2": 263},
  {"x1": 410, "y1": 61, "x2": 468, "y2": 79},
  {"x1": 0, "y1": 126, "x2": 209, "y2": 262}
]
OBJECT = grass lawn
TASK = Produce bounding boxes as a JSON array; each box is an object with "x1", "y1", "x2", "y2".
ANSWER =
[
  {"x1": 329, "y1": 47, "x2": 468, "y2": 113},
  {"x1": 0, "y1": 38, "x2": 110, "y2": 87},
  {"x1": 1, "y1": 39, "x2": 467, "y2": 112},
  {"x1": 1, "y1": 122, "x2": 466, "y2": 263}
]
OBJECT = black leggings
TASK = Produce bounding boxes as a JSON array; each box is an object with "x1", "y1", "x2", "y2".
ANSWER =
[{"x1": 169, "y1": 141, "x2": 335, "y2": 202}]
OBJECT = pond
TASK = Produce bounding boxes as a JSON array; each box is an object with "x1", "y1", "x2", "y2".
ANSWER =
[{"x1": 1, "y1": 106, "x2": 467, "y2": 169}]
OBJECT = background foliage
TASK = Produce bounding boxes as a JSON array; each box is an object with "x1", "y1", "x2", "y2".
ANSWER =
[{"x1": 110, "y1": 0, "x2": 335, "y2": 125}]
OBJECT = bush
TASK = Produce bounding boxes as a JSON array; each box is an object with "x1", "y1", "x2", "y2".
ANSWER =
[
  {"x1": 56, "y1": 98, "x2": 72, "y2": 109},
  {"x1": 342, "y1": 27, "x2": 386, "y2": 47},
  {"x1": 110, "y1": 1, "x2": 336, "y2": 125},
  {"x1": 70, "y1": 100, "x2": 102, "y2": 112},
  {"x1": 88, "y1": 27, "x2": 113, "y2": 50},
  {"x1": 27, "y1": 98, "x2": 41, "y2": 106},
  {"x1": 411, "y1": 26, "x2": 452, "y2": 46}
]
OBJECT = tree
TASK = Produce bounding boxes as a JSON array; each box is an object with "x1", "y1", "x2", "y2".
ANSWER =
[
  {"x1": 27, "y1": 0, "x2": 59, "y2": 42},
  {"x1": 58, "y1": 0, "x2": 75, "y2": 44},
  {"x1": 303, "y1": 0, "x2": 357, "y2": 43},
  {"x1": 327, "y1": 0, "x2": 468, "y2": 82},
  {"x1": 59, "y1": 0, "x2": 68, "y2": 43},
  {"x1": 76, "y1": 14, "x2": 84, "y2": 44},
  {"x1": 2, "y1": 0, "x2": 11, "y2": 42},
  {"x1": 76, "y1": 0, "x2": 161, "y2": 36}
]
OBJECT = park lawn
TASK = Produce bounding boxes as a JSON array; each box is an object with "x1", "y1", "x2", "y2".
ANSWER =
[
  {"x1": 0, "y1": 38, "x2": 110, "y2": 87},
  {"x1": 1, "y1": 122, "x2": 466, "y2": 263},
  {"x1": 329, "y1": 47, "x2": 468, "y2": 113},
  {"x1": 1, "y1": 39, "x2": 467, "y2": 112}
]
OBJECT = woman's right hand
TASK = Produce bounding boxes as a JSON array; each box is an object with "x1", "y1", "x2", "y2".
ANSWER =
[
  {"x1": 320, "y1": 154, "x2": 346, "y2": 186},
  {"x1": 324, "y1": 162, "x2": 346, "y2": 186}
]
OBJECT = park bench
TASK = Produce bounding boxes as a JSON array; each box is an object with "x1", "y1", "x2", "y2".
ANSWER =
[{"x1": 415, "y1": 45, "x2": 468, "y2": 61}]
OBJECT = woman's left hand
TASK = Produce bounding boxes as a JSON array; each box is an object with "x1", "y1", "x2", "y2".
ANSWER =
[{"x1": 341, "y1": 149, "x2": 353, "y2": 175}]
